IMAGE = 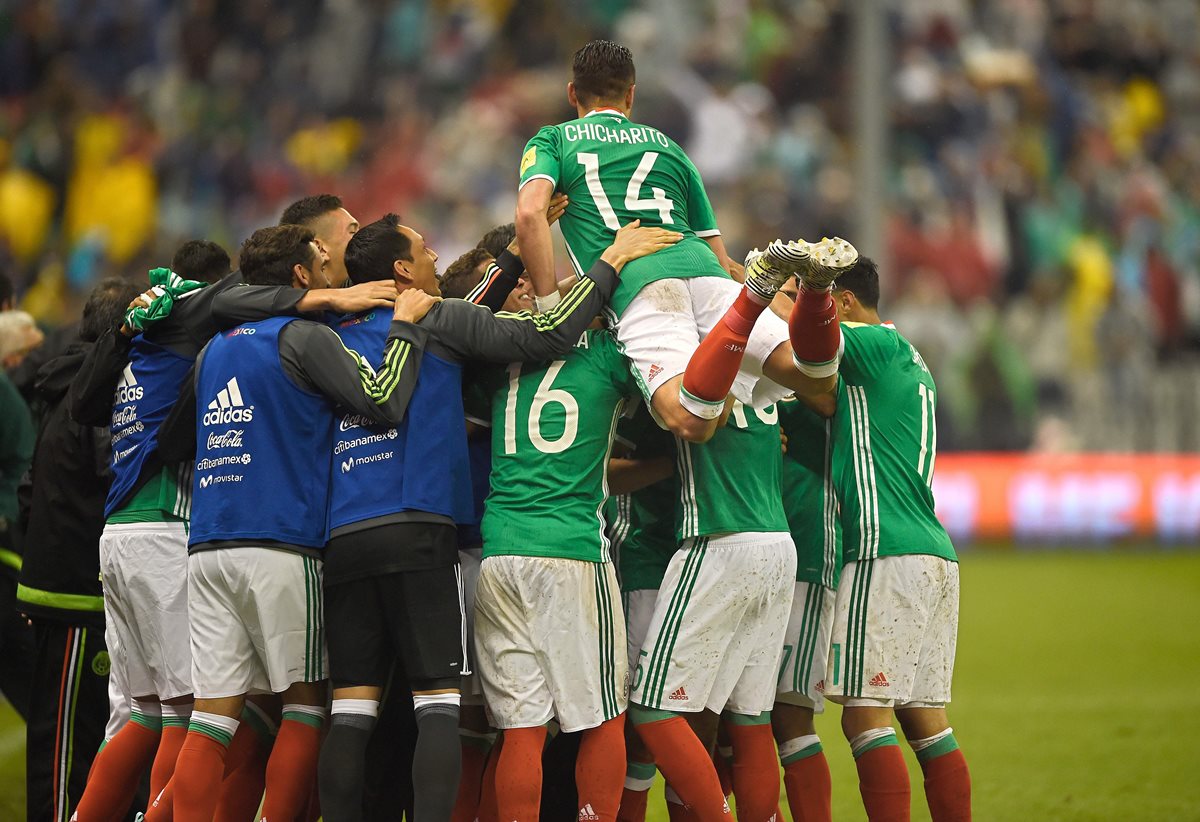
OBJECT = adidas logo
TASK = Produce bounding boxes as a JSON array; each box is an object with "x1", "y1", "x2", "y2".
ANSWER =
[
  {"x1": 578, "y1": 804, "x2": 600, "y2": 821},
  {"x1": 815, "y1": 679, "x2": 825, "y2": 693},
  {"x1": 869, "y1": 672, "x2": 890, "y2": 688},
  {"x1": 114, "y1": 364, "x2": 143, "y2": 403},
  {"x1": 668, "y1": 686, "x2": 688, "y2": 701},
  {"x1": 647, "y1": 363, "x2": 663, "y2": 382},
  {"x1": 202, "y1": 378, "x2": 255, "y2": 425}
]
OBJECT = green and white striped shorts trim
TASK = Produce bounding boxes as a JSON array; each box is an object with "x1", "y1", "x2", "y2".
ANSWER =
[{"x1": 775, "y1": 580, "x2": 836, "y2": 711}]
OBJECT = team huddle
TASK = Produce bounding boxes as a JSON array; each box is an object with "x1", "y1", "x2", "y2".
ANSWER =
[{"x1": 64, "y1": 40, "x2": 971, "y2": 822}]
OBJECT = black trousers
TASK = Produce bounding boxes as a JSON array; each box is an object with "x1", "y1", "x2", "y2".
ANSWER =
[
  {"x1": 0, "y1": 573, "x2": 35, "y2": 720},
  {"x1": 26, "y1": 619, "x2": 110, "y2": 822}
]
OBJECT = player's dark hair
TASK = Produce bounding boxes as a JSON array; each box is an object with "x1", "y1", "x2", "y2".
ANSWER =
[
  {"x1": 440, "y1": 248, "x2": 494, "y2": 300},
  {"x1": 476, "y1": 223, "x2": 515, "y2": 259},
  {"x1": 344, "y1": 213, "x2": 413, "y2": 284},
  {"x1": 834, "y1": 256, "x2": 881, "y2": 309},
  {"x1": 279, "y1": 193, "x2": 343, "y2": 228},
  {"x1": 572, "y1": 40, "x2": 636, "y2": 105},
  {"x1": 171, "y1": 240, "x2": 231, "y2": 285},
  {"x1": 81, "y1": 277, "x2": 141, "y2": 342},
  {"x1": 239, "y1": 225, "x2": 318, "y2": 287}
]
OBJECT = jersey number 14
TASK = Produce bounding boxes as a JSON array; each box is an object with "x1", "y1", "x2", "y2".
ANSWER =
[{"x1": 577, "y1": 152, "x2": 675, "y2": 229}]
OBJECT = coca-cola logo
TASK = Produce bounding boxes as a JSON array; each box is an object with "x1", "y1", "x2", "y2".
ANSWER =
[
  {"x1": 206, "y1": 429, "x2": 245, "y2": 450},
  {"x1": 339, "y1": 413, "x2": 374, "y2": 432}
]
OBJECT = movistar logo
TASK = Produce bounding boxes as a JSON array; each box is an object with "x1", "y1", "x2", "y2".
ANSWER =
[
  {"x1": 202, "y1": 377, "x2": 255, "y2": 425},
  {"x1": 113, "y1": 364, "x2": 143, "y2": 404}
]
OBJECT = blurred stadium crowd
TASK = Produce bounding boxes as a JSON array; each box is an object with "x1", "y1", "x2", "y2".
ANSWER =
[{"x1": 0, "y1": 0, "x2": 1198, "y2": 451}]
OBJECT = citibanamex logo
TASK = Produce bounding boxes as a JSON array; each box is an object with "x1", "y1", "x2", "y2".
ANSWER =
[
  {"x1": 206, "y1": 429, "x2": 245, "y2": 450},
  {"x1": 202, "y1": 406, "x2": 255, "y2": 426}
]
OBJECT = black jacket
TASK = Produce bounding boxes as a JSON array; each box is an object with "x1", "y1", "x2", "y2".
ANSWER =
[{"x1": 16, "y1": 342, "x2": 110, "y2": 627}]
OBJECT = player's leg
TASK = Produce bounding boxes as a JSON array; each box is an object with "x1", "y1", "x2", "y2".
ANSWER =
[
  {"x1": 619, "y1": 589, "x2": 659, "y2": 822},
  {"x1": 212, "y1": 696, "x2": 277, "y2": 822},
  {"x1": 453, "y1": 546, "x2": 492, "y2": 822},
  {"x1": 719, "y1": 535, "x2": 795, "y2": 822},
  {"x1": 168, "y1": 548, "x2": 264, "y2": 822},
  {"x1": 773, "y1": 580, "x2": 836, "y2": 822},
  {"x1": 250, "y1": 551, "x2": 329, "y2": 822},
  {"x1": 394, "y1": 557, "x2": 467, "y2": 822},
  {"x1": 631, "y1": 538, "x2": 778, "y2": 822},
  {"x1": 896, "y1": 559, "x2": 969, "y2": 822},
  {"x1": 474, "y1": 555, "x2": 551, "y2": 822},
  {"x1": 73, "y1": 527, "x2": 166, "y2": 821},
  {"x1": 610, "y1": 279, "x2": 718, "y2": 442},
  {"x1": 552, "y1": 561, "x2": 628, "y2": 822},
  {"x1": 317, "y1": 572, "x2": 389, "y2": 822}
]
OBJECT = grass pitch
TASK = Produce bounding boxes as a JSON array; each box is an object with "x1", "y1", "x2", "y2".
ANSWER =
[{"x1": 2, "y1": 550, "x2": 1198, "y2": 821}]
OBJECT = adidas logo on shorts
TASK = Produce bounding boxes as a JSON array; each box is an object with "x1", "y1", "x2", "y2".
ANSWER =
[
  {"x1": 203, "y1": 377, "x2": 255, "y2": 425},
  {"x1": 668, "y1": 686, "x2": 688, "y2": 701},
  {"x1": 869, "y1": 672, "x2": 890, "y2": 688}
]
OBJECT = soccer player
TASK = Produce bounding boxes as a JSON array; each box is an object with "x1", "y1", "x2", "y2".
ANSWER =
[
  {"x1": 314, "y1": 213, "x2": 678, "y2": 822},
  {"x1": 773, "y1": 391, "x2": 842, "y2": 822},
  {"x1": 628, "y1": 397, "x2": 796, "y2": 822},
  {"x1": 167, "y1": 224, "x2": 436, "y2": 822},
  {"x1": 472, "y1": 316, "x2": 642, "y2": 822},
  {"x1": 789, "y1": 258, "x2": 972, "y2": 822},
  {"x1": 67, "y1": 239, "x2": 395, "y2": 821},
  {"x1": 515, "y1": 39, "x2": 855, "y2": 443},
  {"x1": 280, "y1": 193, "x2": 361, "y2": 286}
]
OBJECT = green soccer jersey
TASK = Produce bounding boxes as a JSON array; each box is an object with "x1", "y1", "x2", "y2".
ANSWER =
[
  {"x1": 778, "y1": 398, "x2": 842, "y2": 588},
  {"x1": 106, "y1": 464, "x2": 191, "y2": 524},
  {"x1": 607, "y1": 404, "x2": 679, "y2": 592},
  {"x1": 519, "y1": 109, "x2": 729, "y2": 316},
  {"x1": 481, "y1": 329, "x2": 638, "y2": 562},
  {"x1": 675, "y1": 400, "x2": 789, "y2": 541},
  {"x1": 832, "y1": 322, "x2": 956, "y2": 563}
]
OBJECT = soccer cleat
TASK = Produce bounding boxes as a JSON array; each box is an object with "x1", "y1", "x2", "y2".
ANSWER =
[
  {"x1": 795, "y1": 236, "x2": 858, "y2": 290},
  {"x1": 743, "y1": 240, "x2": 812, "y2": 303}
]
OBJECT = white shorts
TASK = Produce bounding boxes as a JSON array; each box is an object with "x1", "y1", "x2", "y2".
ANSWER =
[
  {"x1": 188, "y1": 547, "x2": 328, "y2": 699},
  {"x1": 104, "y1": 631, "x2": 131, "y2": 740},
  {"x1": 826, "y1": 555, "x2": 960, "y2": 707},
  {"x1": 99, "y1": 522, "x2": 192, "y2": 700},
  {"x1": 623, "y1": 588, "x2": 659, "y2": 674},
  {"x1": 631, "y1": 533, "x2": 795, "y2": 716},
  {"x1": 613, "y1": 277, "x2": 792, "y2": 411},
  {"x1": 458, "y1": 547, "x2": 484, "y2": 703},
  {"x1": 474, "y1": 556, "x2": 627, "y2": 732},
  {"x1": 776, "y1": 581, "x2": 836, "y2": 712}
]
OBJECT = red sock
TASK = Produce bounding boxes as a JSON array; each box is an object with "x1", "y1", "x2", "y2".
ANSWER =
[
  {"x1": 665, "y1": 789, "x2": 704, "y2": 822},
  {"x1": 260, "y1": 715, "x2": 323, "y2": 821},
  {"x1": 451, "y1": 736, "x2": 490, "y2": 822},
  {"x1": 724, "y1": 721, "x2": 780, "y2": 822},
  {"x1": 576, "y1": 715, "x2": 627, "y2": 822},
  {"x1": 476, "y1": 733, "x2": 503, "y2": 822},
  {"x1": 151, "y1": 722, "x2": 188, "y2": 800},
  {"x1": 920, "y1": 749, "x2": 971, "y2": 822},
  {"x1": 618, "y1": 786, "x2": 649, "y2": 822},
  {"x1": 782, "y1": 752, "x2": 832, "y2": 822},
  {"x1": 855, "y1": 744, "x2": 911, "y2": 822},
  {"x1": 173, "y1": 732, "x2": 231, "y2": 822},
  {"x1": 632, "y1": 716, "x2": 729, "y2": 822},
  {"x1": 495, "y1": 726, "x2": 546, "y2": 822},
  {"x1": 787, "y1": 287, "x2": 841, "y2": 371},
  {"x1": 73, "y1": 719, "x2": 161, "y2": 821},
  {"x1": 681, "y1": 290, "x2": 765, "y2": 408},
  {"x1": 214, "y1": 723, "x2": 272, "y2": 822}
]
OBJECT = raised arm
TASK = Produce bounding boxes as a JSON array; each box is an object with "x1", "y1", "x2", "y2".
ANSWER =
[
  {"x1": 68, "y1": 328, "x2": 132, "y2": 427},
  {"x1": 515, "y1": 178, "x2": 558, "y2": 308},
  {"x1": 210, "y1": 281, "x2": 399, "y2": 329}
]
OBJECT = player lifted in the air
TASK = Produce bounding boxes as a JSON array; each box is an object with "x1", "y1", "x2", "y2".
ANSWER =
[{"x1": 516, "y1": 39, "x2": 855, "y2": 441}]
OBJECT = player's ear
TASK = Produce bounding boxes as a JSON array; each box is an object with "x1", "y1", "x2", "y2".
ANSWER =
[
  {"x1": 392, "y1": 258, "x2": 414, "y2": 286},
  {"x1": 292, "y1": 263, "x2": 311, "y2": 290},
  {"x1": 626, "y1": 84, "x2": 635, "y2": 111},
  {"x1": 567, "y1": 81, "x2": 579, "y2": 108}
]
